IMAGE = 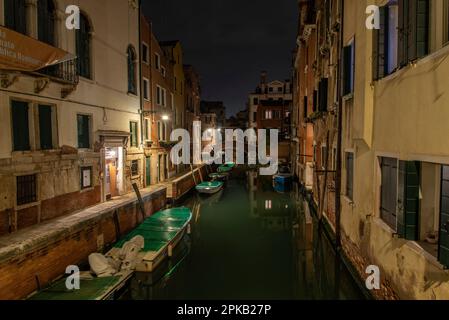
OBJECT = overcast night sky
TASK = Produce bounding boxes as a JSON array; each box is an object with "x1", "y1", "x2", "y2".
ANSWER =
[{"x1": 142, "y1": 0, "x2": 298, "y2": 117}]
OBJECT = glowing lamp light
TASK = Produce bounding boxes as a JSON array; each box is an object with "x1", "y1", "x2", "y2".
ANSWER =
[{"x1": 162, "y1": 115, "x2": 169, "y2": 121}]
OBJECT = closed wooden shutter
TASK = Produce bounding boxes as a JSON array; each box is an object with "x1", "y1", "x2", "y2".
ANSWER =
[
  {"x1": 398, "y1": 0, "x2": 429, "y2": 66},
  {"x1": 313, "y1": 90, "x2": 318, "y2": 112},
  {"x1": 38, "y1": 105, "x2": 53, "y2": 150},
  {"x1": 373, "y1": 6, "x2": 388, "y2": 80},
  {"x1": 303, "y1": 96, "x2": 308, "y2": 119},
  {"x1": 397, "y1": 161, "x2": 420, "y2": 239},
  {"x1": 11, "y1": 100, "x2": 30, "y2": 151}
]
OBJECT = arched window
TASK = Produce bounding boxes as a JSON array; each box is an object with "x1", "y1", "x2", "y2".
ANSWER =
[
  {"x1": 127, "y1": 46, "x2": 137, "y2": 94},
  {"x1": 76, "y1": 13, "x2": 92, "y2": 79},
  {"x1": 38, "y1": 0, "x2": 56, "y2": 46},
  {"x1": 5, "y1": 0, "x2": 26, "y2": 34}
]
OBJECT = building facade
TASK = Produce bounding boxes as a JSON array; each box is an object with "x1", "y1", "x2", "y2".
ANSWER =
[
  {"x1": 200, "y1": 100, "x2": 226, "y2": 128},
  {"x1": 0, "y1": 0, "x2": 143, "y2": 235},
  {"x1": 293, "y1": 0, "x2": 449, "y2": 299}
]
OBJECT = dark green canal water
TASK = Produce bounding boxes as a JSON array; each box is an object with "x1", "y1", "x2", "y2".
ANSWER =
[{"x1": 122, "y1": 168, "x2": 365, "y2": 300}]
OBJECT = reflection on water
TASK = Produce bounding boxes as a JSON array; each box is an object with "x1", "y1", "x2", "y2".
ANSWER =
[{"x1": 122, "y1": 168, "x2": 365, "y2": 300}]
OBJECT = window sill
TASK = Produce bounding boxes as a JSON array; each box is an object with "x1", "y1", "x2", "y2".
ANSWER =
[
  {"x1": 15, "y1": 201, "x2": 40, "y2": 211},
  {"x1": 127, "y1": 92, "x2": 138, "y2": 97},
  {"x1": 80, "y1": 186, "x2": 94, "y2": 193},
  {"x1": 79, "y1": 76, "x2": 95, "y2": 84},
  {"x1": 342, "y1": 93, "x2": 354, "y2": 101},
  {"x1": 372, "y1": 217, "x2": 447, "y2": 271}
]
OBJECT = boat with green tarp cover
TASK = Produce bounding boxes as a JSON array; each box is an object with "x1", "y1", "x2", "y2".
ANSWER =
[
  {"x1": 195, "y1": 181, "x2": 224, "y2": 194},
  {"x1": 28, "y1": 271, "x2": 133, "y2": 300},
  {"x1": 209, "y1": 172, "x2": 229, "y2": 181},
  {"x1": 107, "y1": 207, "x2": 192, "y2": 273},
  {"x1": 217, "y1": 162, "x2": 235, "y2": 173}
]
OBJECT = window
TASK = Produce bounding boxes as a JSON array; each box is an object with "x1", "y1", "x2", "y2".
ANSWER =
[
  {"x1": 274, "y1": 110, "x2": 281, "y2": 119},
  {"x1": 143, "y1": 78, "x2": 150, "y2": 100},
  {"x1": 380, "y1": 157, "x2": 420, "y2": 237},
  {"x1": 130, "y1": 121, "x2": 138, "y2": 147},
  {"x1": 398, "y1": 0, "x2": 429, "y2": 67},
  {"x1": 37, "y1": 0, "x2": 56, "y2": 46},
  {"x1": 5, "y1": 0, "x2": 26, "y2": 34},
  {"x1": 156, "y1": 86, "x2": 166, "y2": 106},
  {"x1": 161, "y1": 66, "x2": 166, "y2": 77},
  {"x1": 318, "y1": 78, "x2": 328, "y2": 112},
  {"x1": 142, "y1": 43, "x2": 149, "y2": 63},
  {"x1": 253, "y1": 98, "x2": 259, "y2": 105},
  {"x1": 313, "y1": 90, "x2": 318, "y2": 112},
  {"x1": 127, "y1": 46, "x2": 137, "y2": 94},
  {"x1": 174, "y1": 76, "x2": 177, "y2": 91},
  {"x1": 346, "y1": 152, "x2": 354, "y2": 200},
  {"x1": 17, "y1": 174, "x2": 37, "y2": 206},
  {"x1": 321, "y1": 145, "x2": 328, "y2": 169},
  {"x1": 269, "y1": 87, "x2": 273, "y2": 92},
  {"x1": 38, "y1": 104, "x2": 53, "y2": 150},
  {"x1": 264, "y1": 110, "x2": 273, "y2": 120},
  {"x1": 155, "y1": 53, "x2": 160, "y2": 70},
  {"x1": 373, "y1": 3, "x2": 399, "y2": 79},
  {"x1": 76, "y1": 13, "x2": 92, "y2": 79},
  {"x1": 439, "y1": 166, "x2": 449, "y2": 266},
  {"x1": 278, "y1": 87, "x2": 283, "y2": 93},
  {"x1": 253, "y1": 112, "x2": 257, "y2": 122},
  {"x1": 11, "y1": 100, "x2": 30, "y2": 151},
  {"x1": 343, "y1": 40, "x2": 355, "y2": 96},
  {"x1": 77, "y1": 114, "x2": 91, "y2": 149},
  {"x1": 80, "y1": 166, "x2": 92, "y2": 190},
  {"x1": 144, "y1": 118, "x2": 150, "y2": 140},
  {"x1": 131, "y1": 160, "x2": 139, "y2": 176},
  {"x1": 303, "y1": 96, "x2": 308, "y2": 118},
  {"x1": 445, "y1": 2, "x2": 449, "y2": 44}
]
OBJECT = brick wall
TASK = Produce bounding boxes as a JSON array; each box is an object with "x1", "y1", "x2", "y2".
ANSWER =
[{"x1": 0, "y1": 188, "x2": 166, "y2": 300}]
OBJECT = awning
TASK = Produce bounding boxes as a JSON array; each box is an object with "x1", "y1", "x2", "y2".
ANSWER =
[{"x1": 0, "y1": 26, "x2": 75, "y2": 72}]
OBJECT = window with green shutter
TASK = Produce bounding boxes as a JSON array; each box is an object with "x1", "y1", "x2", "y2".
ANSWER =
[
  {"x1": 397, "y1": 161, "x2": 420, "y2": 240},
  {"x1": 77, "y1": 114, "x2": 91, "y2": 149},
  {"x1": 76, "y1": 13, "x2": 92, "y2": 79},
  {"x1": 398, "y1": 0, "x2": 429, "y2": 67},
  {"x1": 11, "y1": 100, "x2": 30, "y2": 151},
  {"x1": 5, "y1": 0, "x2": 27, "y2": 35},
  {"x1": 130, "y1": 121, "x2": 138, "y2": 147},
  {"x1": 39, "y1": 105, "x2": 53, "y2": 150},
  {"x1": 439, "y1": 166, "x2": 449, "y2": 267}
]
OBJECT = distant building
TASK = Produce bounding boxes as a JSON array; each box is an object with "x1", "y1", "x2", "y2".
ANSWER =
[
  {"x1": 200, "y1": 101, "x2": 226, "y2": 128},
  {"x1": 226, "y1": 108, "x2": 248, "y2": 130},
  {"x1": 248, "y1": 72, "x2": 292, "y2": 163},
  {"x1": 183, "y1": 65, "x2": 201, "y2": 136}
]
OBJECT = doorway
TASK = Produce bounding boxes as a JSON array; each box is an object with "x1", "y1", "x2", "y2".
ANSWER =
[{"x1": 105, "y1": 147, "x2": 123, "y2": 200}]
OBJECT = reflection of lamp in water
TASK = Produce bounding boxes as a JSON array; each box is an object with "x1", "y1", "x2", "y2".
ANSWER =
[{"x1": 265, "y1": 200, "x2": 272, "y2": 210}]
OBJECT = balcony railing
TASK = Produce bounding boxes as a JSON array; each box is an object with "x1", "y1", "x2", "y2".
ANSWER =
[{"x1": 32, "y1": 58, "x2": 79, "y2": 85}]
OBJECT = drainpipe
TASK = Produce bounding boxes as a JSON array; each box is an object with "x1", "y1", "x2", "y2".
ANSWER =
[
  {"x1": 138, "y1": 0, "x2": 145, "y2": 150},
  {"x1": 335, "y1": 0, "x2": 345, "y2": 250}
]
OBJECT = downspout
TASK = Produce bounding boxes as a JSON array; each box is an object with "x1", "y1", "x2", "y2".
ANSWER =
[
  {"x1": 335, "y1": 0, "x2": 345, "y2": 250},
  {"x1": 138, "y1": 0, "x2": 144, "y2": 148}
]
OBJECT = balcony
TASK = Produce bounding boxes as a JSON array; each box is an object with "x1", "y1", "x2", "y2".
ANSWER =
[{"x1": 33, "y1": 59, "x2": 79, "y2": 86}]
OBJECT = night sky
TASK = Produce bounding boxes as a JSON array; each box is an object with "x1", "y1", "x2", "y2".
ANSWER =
[{"x1": 142, "y1": 0, "x2": 298, "y2": 117}]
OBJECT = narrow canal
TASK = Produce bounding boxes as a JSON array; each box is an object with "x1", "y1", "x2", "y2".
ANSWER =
[{"x1": 122, "y1": 168, "x2": 366, "y2": 300}]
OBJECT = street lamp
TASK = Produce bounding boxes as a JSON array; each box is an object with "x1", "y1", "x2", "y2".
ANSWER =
[{"x1": 162, "y1": 115, "x2": 169, "y2": 121}]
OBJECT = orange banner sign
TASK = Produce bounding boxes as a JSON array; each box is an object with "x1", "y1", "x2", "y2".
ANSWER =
[{"x1": 0, "y1": 26, "x2": 75, "y2": 71}]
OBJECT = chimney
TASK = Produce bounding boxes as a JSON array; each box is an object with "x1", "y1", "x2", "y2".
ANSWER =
[{"x1": 260, "y1": 71, "x2": 267, "y2": 84}]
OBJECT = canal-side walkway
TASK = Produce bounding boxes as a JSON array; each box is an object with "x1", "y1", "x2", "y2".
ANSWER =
[{"x1": 0, "y1": 164, "x2": 208, "y2": 299}]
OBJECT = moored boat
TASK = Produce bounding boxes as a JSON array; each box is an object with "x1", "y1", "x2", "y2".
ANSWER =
[
  {"x1": 108, "y1": 207, "x2": 192, "y2": 273},
  {"x1": 209, "y1": 172, "x2": 229, "y2": 181},
  {"x1": 195, "y1": 181, "x2": 224, "y2": 194},
  {"x1": 217, "y1": 162, "x2": 236, "y2": 173}
]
